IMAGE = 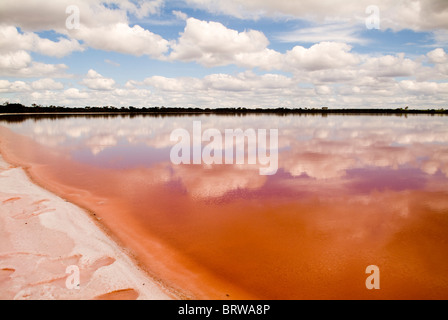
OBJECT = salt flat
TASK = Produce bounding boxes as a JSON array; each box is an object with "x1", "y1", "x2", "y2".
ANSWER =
[{"x1": 0, "y1": 154, "x2": 173, "y2": 300}]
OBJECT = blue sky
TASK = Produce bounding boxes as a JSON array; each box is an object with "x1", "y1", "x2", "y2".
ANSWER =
[{"x1": 1, "y1": 0, "x2": 447, "y2": 108}]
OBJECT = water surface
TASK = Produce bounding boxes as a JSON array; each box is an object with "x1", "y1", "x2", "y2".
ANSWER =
[{"x1": 1, "y1": 113, "x2": 448, "y2": 299}]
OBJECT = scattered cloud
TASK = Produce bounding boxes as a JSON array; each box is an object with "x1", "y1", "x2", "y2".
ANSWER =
[
  {"x1": 0, "y1": 25, "x2": 84, "y2": 57},
  {"x1": 275, "y1": 23, "x2": 367, "y2": 45},
  {"x1": 169, "y1": 17, "x2": 272, "y2": 67},
  {"x1": 31, "y1": 78, "x2": 64, "y2": 90},
  {"x1": 73, "y1": 23, "x2": 169, "y2": 58},
  {"x1": 0, "y1": 0, "x2": 447, "y2": 108},
  {"x1": 104, "y1": 59, "x2": 120, "y2": 67},
  {"x1": 80, "y1": 69, "x2": 116, "y2": 91},
  {"x1": 183, "y1": 0, "x2": 448, "y2": 32},
  {"x1": 0, "y1": 50, "x2": 69, "y2": 78},
  {"x1": 172, "y1": 10, "x2": 188, "y2": 21}
]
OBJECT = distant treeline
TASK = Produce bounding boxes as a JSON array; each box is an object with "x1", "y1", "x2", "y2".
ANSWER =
[{"x1": 1, "y1": 103, "x2": 447, "y2": 115}]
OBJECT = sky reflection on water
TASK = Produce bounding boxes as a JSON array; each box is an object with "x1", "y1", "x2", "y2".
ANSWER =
[{"x1": 1, "y1": 114, "x2": 448, "y2": 299}]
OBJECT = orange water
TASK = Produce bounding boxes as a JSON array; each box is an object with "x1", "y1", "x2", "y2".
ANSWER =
[{"x1": 1, "y1": 114, "x2": 448, "y2": 299}]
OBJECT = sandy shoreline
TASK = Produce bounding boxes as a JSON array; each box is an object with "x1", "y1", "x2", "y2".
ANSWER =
[{"x1": 0, "y1": 154, "x2": 175, "y2": 300}]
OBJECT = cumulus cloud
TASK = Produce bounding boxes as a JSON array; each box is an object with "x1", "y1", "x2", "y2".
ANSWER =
[
  {"x1": 31, "y1": 78, "x2": 64, "y2": 91},
  {"x1": 0, "y1": 26, "x2": 82, "y2": 58},
  {"x1": 362, "y1": 53, "x2": 421, "y2": 78},
  {"x1": 169, "y1": 18, "x2": 361, "y2": 72},
  {"x1": 64, "y1": 88, "x2": 89, "y2": 100},
  {"x1": 0, "y1": 0, "x2": 168, "y2": 58},
  {"x1": 143, "y1": 76, "x2": 203, "y2": 92},
  {"x1": 284, "y1": 42, "x2": 360, "y2": 72},
  {"x1": 202, "y1": 72, "x2": 294, "y2": 91},
  {"x1": 1, "y1": 1, "x2": 447, "y2": 109},
  {"x1": 5, "y1": 26, "x2": 82, "y2": 57},
  {"x1": 399, "y1": 80, "x2": 448, "y2": 96},
  {"x1": 0, "y1": 50, "x2": 68, "y2": 78},
  {"x1": 428, "y1": 48, "x2": 448, "y2": 64},
  {"x1": 72, "y1": 23, "x2": 169, "y2": 58},
  {"x1": 136, "y1": 72, "x2": 306, "y2": 107},
  {"x1": 80, "y1": 70, "x2": 116, "y2": 91},
  {"x1": 33, "y1": 36, "x2": 84, "y2": 58},
  {"x1": 0, "y1": 50, "x2": 31, "y2": 70},
  {"x1": 183, "y1": 0, "x2": 448, "y2": 32},
  {"x1": 8, "y1": 86, "x2": 154, "y2": 109},
  {"x1": 0, "y1": 25, "x2": 35, "y2": 53},
  {"x1": 169, "y1": 17, "x2": 272, "y2": 67},
  {"x1": 119, "y1": 0, "x2": 164, "y2": 19},
  {"x1": 0, "y1": 25, "x2": 80, "y2": 79},
  {"x1": 0, "y1": 0, "x2": 127, "y2": 31},
  {"x1": 3, "y1": 57, "x2": 448, "y2": 109},
  {"x1": 0, "y1": 80, "x2": 30, "y2": 93},
  {"x1": 173, "y1": 10, "x2": 188, "y2": 21},
  {"x1": 427, "y1": 48, "x2": 448, "y2": 76}
]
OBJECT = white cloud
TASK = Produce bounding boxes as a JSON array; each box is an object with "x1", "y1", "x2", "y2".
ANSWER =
[
  {"x1": 315, "y1": 85, "x2": 333, "y2": 95},
  {"x1": 431, "y1": 30, "x2": 448, "y2": 47},
  {"x1": 143, "y1": 76, "x2": 203, "y2": 92},
  {"x1": 64, "y1": 88, "x2": 89, "y2": 99},
  {"x1": 382, "y1": 0, "x2": 448, "y2": 32},
  {"x1": 276, "y1": 22, "x2": 366, "y2": 45},
  {"x1": 284, "y1": 42, "x2": 360, "y2": 72},
  {"x1": 0, "y1": 50, "x2": 32, "y2": 70},
  {"x1": 183, "y1": 0, "x2": 448, "y2": 32},
  {"x1": 362, "y1": 53, "x2": 421, "y2": 78},
  {"x1": 0, "y1": 1, "x2": 168, "y2": 58},
  {"x1": 1, "y1": 1, "x2": 448, "y2": 109},
  {"x1": 31, "y1": 78, "x2": 64, "y2": 91},
  {"x1": 143, "y1": 71, "x2": 297, "y2": 94},
  {"x1": 104, "y1": 59, "x2": 120, "y2": 67},
  {"x1": 172, "y1": 10, "x2": 188, "y2": 21},
  {"x1": 80, "y1": 70, "x2": 116, "y2": 91},
  {"x1": 169, "y1": 18, "x2": 361, "y2": 72},
  {"x1": 203, "y1": 71, "x2": 294, "y2": 91},
  {"x1": 234, "y1": 48, "x2": 283, "y2": 70},
  {"x1": 0, "y1": 80, "x2": 30, "y2": 93},
  {"x1": 72, "y1": 23, "x2": 169, "y2": 58},
  {"x1": 0, "y1": 0, "x2": 127, "y2": 31},
  {"x1": 169, "y1": 17, "x2": 271, "y2": 67},
  {"x1": 427, "y1": 48, "x2": 448, "y2": 76},
  {"x1": 34, "y1": 36, "x2": 84, "y2": 58},
  {"x1": 427, "y1": 48, "x2": 448, "y2": 64},
  {"x1": 0, "y1": 50, "x2": 69, "y2": 78},
  {"x1": 0, "y1": 25, "x2": 34, "y2": 53},
  {"x1": 399, "y1": 80, "x2": 448, "y2": 96},
  {"x1": 135, "y1": 72, "x2": 311, "y2": 108},
  {"x1": 119, "y1": 0, "x2": 165, "y2": 19},
  {"x1": 11, "y1": 86, "x2": 154, "y2": 108},
  {"x1": 183, "y1": 0, "x2": 366, "y2": 20},
  {"x1": 17, "y1": 62, "x2": 69, "y2": 78},
  {"x1": 0, "y1": 24, "x2": 82, "y2": 80},
  {"x1": 0, "y1": 25, "x2": 84, "y2": 58}
]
